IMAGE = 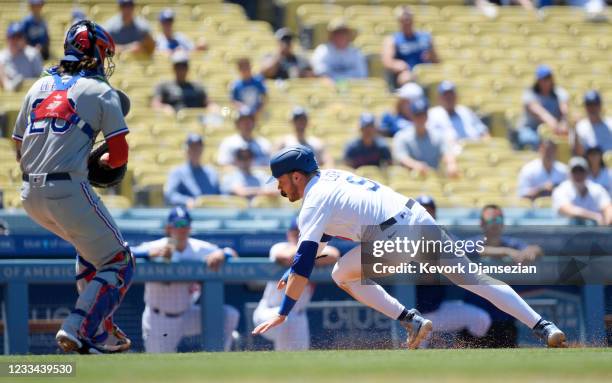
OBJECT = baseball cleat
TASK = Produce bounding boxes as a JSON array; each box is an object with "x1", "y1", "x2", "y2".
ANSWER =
[
  {"x1": 402, "y1": 309, "x2": 433, "y2": 349},
  {"x1": 104, "y1": 323, "x2": 131, "y2": 353},
  {"x1": 533, "y1": 319, "x2": 567, "y2": 348},
  {"x1": 56, "y1": 329, "x2": 83, "y2": 353}
]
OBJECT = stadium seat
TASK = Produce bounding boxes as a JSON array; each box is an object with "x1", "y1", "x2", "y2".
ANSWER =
[{"x1": 194, "y1": 195, "x2": 249, "y2": 209}]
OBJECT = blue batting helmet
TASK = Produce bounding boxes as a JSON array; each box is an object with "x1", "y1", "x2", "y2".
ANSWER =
[{"x1": 269, "y1": 145, "x2": 319, "y2": 181}]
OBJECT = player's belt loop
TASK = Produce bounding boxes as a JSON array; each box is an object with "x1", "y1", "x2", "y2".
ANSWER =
[{"x1": 379, "y1": 199, "x2": 416, "y2": 231}]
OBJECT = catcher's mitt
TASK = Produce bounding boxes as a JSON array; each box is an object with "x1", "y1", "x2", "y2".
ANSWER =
[{"x1": 87, "y1": 142, "x2": 127, "y2": 188}]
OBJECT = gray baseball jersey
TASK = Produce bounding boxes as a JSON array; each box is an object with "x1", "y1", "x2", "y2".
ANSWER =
[{"x1": 12, "y1": 73, "x2": 128, "y2": 176}]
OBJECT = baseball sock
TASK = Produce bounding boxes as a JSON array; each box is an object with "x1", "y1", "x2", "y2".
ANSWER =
[
  {"x1": 461, "y1": 283, "x2": 541, "y2": 328},
  {"x1": 342, "y1": 280, "x2": 406, "y2": 320}
]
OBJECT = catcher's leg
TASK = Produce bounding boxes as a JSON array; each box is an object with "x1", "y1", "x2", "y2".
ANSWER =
[
  {"x1": 58, "y1": 250, "x2": 135, "y2": 353},
  {"x1": 75, "y1": 255, "x2": 131, "y2": 352}
]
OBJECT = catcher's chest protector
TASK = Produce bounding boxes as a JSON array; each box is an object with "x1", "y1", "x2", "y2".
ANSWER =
[{"x1": 31, "y1": 74, "x2": 95, "y2": 139}]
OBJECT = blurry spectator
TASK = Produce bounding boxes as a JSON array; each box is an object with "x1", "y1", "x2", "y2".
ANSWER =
[
  {"x1": 552, "y1": 157, "x2": 612, "y2": 225},
  {"x1": 231, "y1": 57, "x2": 267, "y2": 115},
  {"x1": 574, "y1": 90, "x2": 612, "y2": 155},
  {"x1": 585, "y1": 146, "x2": 611, "y2": 195},
  {"x1": 104, "y1": 0, "x2": 155, "y2": 56},
  {"x1": 392, "y1": 98, "x2": 458, "y2": 177},
  {"x1": 253, "y1": 217, "x2": 339, "y2": 350},
  {"x1": 517, "y1": 140, "x2": 567, "y2": 200},
  {"x1": 155, "y1": 9, "x2": 206, "y2": 54},
  {"x1": 132, "y1": 207, "x2": 239, "y2": 352},
  {"x1": 261, "y1": 28, "x2": 312, "y2": 80},
  {"x1": 380, "y1": 82, "x2": 424, "y2": 137},
  {"x1": 164, "y1": 133, "x2": 220, "y2": 208},
  {"x1": 276, "y1": 107, "x2": 331, "y2": 167},
  {"x1": 477, "y1": 204, "x2": 543, "y2": 263},
  {"x1": 0, "y1": 219, "x2": 8, "y2": 235},
  {"x1": 516, "y1": 65, "x2": 569, "y2": 149},
  {"x1": 311, "y1": 18, "x2": 367, "y2": 81},
  {"x1": 221, "y1": 146, "x2": 277, "y2": 200},
  {"x1": 474, "y1": 0, "x2": 536, "y2": 18},
  {"x1": 382, "y1": 7, "x2": 438, "y2": 90},
  {"x1": 343, "y1": 113, "x2": 392, "y2": 169},
  {"x1": 415, "y1": 195, "x2": 492, "y2": 349},
  {"x1": 21, "y1": 0, "x2": 50, "y2": 60},
  {"x1": 152, "y1": 51, "x2": 208, "y2": 113},
  {"x1": 466, "y1": 204, "x2": 543, "y2": 348},
  {"x1": 428, "y1": 81, "x2": 489, "y2": 142},
  {"x1": 0, "y1": 22, "x2": 43, "y2": 91},
  {"x1": 217, "y1": 106, "x2": 271, "y2": 167},
  {"x1": 71, "y1": 8, "x2": 87, "y2": 25}
]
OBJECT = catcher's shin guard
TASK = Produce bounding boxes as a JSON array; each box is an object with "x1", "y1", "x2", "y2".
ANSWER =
[{"x1": 63, "y1": 250, "x2": 135, "y2": 343}]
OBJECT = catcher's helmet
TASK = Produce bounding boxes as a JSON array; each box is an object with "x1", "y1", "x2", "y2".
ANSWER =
[{"x1": 63, "y1": 20, "x2": 115, "y2": 77}]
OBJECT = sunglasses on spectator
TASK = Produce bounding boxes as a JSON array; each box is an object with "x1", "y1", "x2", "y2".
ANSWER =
[
  {"x1": 171, "y1": 219, "x2": 191, "y2": 228},
  {"x1": 483, "y1": 216, "x2": 503, "y2": 225}
]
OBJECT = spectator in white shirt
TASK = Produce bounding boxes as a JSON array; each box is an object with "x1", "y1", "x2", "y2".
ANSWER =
[
  {"x1": 574, "y1": 90, "x2": 612, "y2": 155},
  {"x1": 311, "y1": 18, "x2": 367, "y2": 81},
  {"x1": 552, "y1": 157, "x2": 612, "y2": 225},
  {"x1": 217, "y1": 106, "x2": 271, "y2": 167},
  {"x1": 585, "y1": 146, "x2": 611, "y2": 195},
  {"x1": 428, "y1": 81, "x2": 489, "y2": 142},
  {"x1": 517, "y1": 140, "x2": 567, "y2": 200}
]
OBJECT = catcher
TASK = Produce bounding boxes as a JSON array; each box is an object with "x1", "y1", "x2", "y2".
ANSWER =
[{"x1": 12, "y1": 20, "x2": 134, "y2": 354}]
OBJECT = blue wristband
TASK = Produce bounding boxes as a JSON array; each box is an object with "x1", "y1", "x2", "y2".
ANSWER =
[
  {"x1": 278, "y1": 295, "x2": 297, "y2": 316},
  {"x1": 222, "y1": 247, "x2": 233, "y2": 261}
]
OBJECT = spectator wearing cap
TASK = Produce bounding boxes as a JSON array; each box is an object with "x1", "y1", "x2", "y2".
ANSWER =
[
  {"x1": 382, "y1": 6, "x2": 439, "y2": 90},
  {"x1": 392, "y1": 98, "x2": 458, "y2": 177},
  {"x1": 585, "y1": 146, "x2": 611, "y2": 195},
  {"x1": 517, "y1": 139, "x2": 567, "y2": 200},
  {"x1": 310, "y1": 18, "x2": 367, "y2": 81},
  {"x1": 231, "y1": 57, "x2": 267, "y2": 116},
  {"x1": 574, "y1": 90, "x2": 612, "y2": 155},
  {"x1": 221, "y1": 146, "x2": 277, "y2": 200},
  {"x1": 343, "y1": 113, "x2": 392, "y2": 169},
  {"x1": 379, "y1": 82, "x2": 424, "y2": 137},
  {"x1": 552, "y1": 157, "x2": 612, "y2": 225},
  {"x1": 164, "y1": 133, "x2": 220, "y2": 208},
  {"x1": 516, "y1": 65, "x2": 569, "y2": 149},
  {"x1": 275, "y1": 107, "x2": 331, "y2": 167},
  {"x1": 21, "y1": 0, "x2": 50, "y2": 60},
  {"x1": 261, "y1": 28, "x2": 312, "y2": 80},
  {"x1": 154, "y1": 8, "x2": 206, "y2": 54},
  {"x1": 464, "y1": 204, "x2": 542, "y2": 348},
  {"x1": 104, "y1": 0, "x2": 155, "y2": 56},
  {"x1": 428, "y1": 81, "x2": 489, "y2": 142},
  {"x1": 151, "y1": 51, "x2": 208, "y2": 113},
  {"x1": 217, "y1": 107, "x2": 271, "y2": 167},
  {"x1": 0, "y1": 22, "x2": 42, "y2": 91}
]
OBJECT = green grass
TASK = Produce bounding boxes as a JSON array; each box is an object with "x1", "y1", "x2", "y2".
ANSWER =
[{"x1": 0, "y1": 349, "x2": 611, "y2": 383}]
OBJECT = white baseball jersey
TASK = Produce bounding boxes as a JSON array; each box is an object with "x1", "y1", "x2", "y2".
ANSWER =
[
  {"x1": 257, "y1": 242, "x2": 314, "y2": 310},
  {"x1": 133, "y1": 237, "x2": 220, "y2": 313},
  {"x1": 297, "y1": 169, "x2": 410, "y2": 246}
]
